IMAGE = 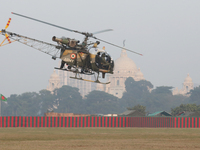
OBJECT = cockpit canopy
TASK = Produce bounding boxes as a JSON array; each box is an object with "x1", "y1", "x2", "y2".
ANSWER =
[
  {"x1": 93, "y1": 48, "x2": 114, "y2": 71},
  {"x1": 90, "y1": 48, "x2": 112, "y2": 61}
]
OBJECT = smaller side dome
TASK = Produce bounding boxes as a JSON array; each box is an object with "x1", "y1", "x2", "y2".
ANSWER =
[
  {"x1": 135, "y1": 68, "x2": 144, "y2": 77},
  {"x1": 50, "y1": 70, "x2": 60, "y2": 80},
  {"x1": 47, "y1": 70, "x2": 61, "y2": 93},
  {"x1": 135, "y1": 68, "x2": 145, "y2": 81},
  {"x1": 184, "y1": 74, "x2": 192, "y2": 83}
]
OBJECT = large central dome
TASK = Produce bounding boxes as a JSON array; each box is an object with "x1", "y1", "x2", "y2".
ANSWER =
[
  {"x1": 105, "y1": 48, "x2": 145, "y2": 98},
  {"x1": 114, "y1": 49, "x2": 138, "y2": 73}
]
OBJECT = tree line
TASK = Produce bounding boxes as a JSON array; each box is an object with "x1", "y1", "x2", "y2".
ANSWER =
[{"x1": 1, "y1": 77, "x2": 200, "y2": 116}]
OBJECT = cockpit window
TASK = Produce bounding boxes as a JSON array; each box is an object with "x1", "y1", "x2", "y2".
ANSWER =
[{"x1": 95, "y1": 51, "x2": 112, "y2": 69}]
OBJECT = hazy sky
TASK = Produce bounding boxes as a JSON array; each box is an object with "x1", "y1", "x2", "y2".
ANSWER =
[{"x1": 1, "y1": 0, "x2": 200, "y2": 97}]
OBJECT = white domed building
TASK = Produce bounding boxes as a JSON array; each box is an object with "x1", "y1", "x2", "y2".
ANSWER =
[
  {"x1": 173, "y1": 74, "x2": 194, "y2": 96},
  {"x1": 102, "y1": 49, "x2": 145, "y2": 98},
  {"x1": 47, "y1": 70, "x2": 61, "y2": 93}
]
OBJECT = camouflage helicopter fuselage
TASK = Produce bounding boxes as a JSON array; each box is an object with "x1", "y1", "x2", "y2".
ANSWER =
[{"x1": 60, "y1": 47, "x2": 114, "y2": 76}]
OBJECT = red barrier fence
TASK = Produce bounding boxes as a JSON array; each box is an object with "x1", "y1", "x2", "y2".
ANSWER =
[
  {"x1": 128, "y1": 117, "x2": 200, "y2": 128},
  {"x1": 0, "y1": 116, "x2": 200, "y2": 128},
  {"x1": 0, "y1": 116, "x2": 128, "y2": 128}
]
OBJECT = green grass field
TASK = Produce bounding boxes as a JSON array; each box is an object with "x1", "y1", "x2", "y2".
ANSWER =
[{"x1": 0, "y1": 128, "x2": 200, "y2": 150}]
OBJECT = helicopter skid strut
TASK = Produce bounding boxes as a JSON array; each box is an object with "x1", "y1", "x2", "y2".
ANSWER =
[
  {"x1": 54, "y1": 67, "x2": 94, "y2": 75},
  {"x1": 69, "y1": 76, "x2": 110, "y2": 84}
]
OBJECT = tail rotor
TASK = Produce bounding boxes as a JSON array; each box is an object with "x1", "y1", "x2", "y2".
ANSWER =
[{"x1": 0, "y1": 18, "x2": 12, "y2": 46}]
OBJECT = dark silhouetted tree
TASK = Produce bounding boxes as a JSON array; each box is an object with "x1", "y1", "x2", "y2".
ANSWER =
[
  {"x1": 84, "y1": 90, "x2": 122, "y2": 114},
  {"x1": 54, "y1": 85, "x2": 83, "y2": 113},
  {"x1": 171, "y1": 104, "x2": 200, "y2": 116},
  {"x1": 189, "y1": 86, "x2": 200, "y2": 104}
]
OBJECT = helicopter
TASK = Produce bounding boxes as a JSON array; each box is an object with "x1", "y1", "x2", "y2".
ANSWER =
[{"x1": 0, "y1": 12, "x2": 142, "y2": 84}]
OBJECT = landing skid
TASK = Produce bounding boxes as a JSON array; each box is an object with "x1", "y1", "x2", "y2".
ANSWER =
[
  {"x1": 55, "y1": 67, "x2": 110, "y2": 84},
  {"x1": 70, "y1": 76, "x2": 110, "y2": 84},
  {"x1": 54, "y1": 67, "x2": 94, "y2": 75}
]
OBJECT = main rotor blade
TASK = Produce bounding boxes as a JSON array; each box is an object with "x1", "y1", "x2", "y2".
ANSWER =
[
  {"x1": 93, "y1": 29, "x2": 113, "y2": 35},
  {"x1": 11, "y1": 12, "x2": 82, "y2": 34},
  {"x1": 94, "y1": 37, "x2": 143, "y2": 56}
]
